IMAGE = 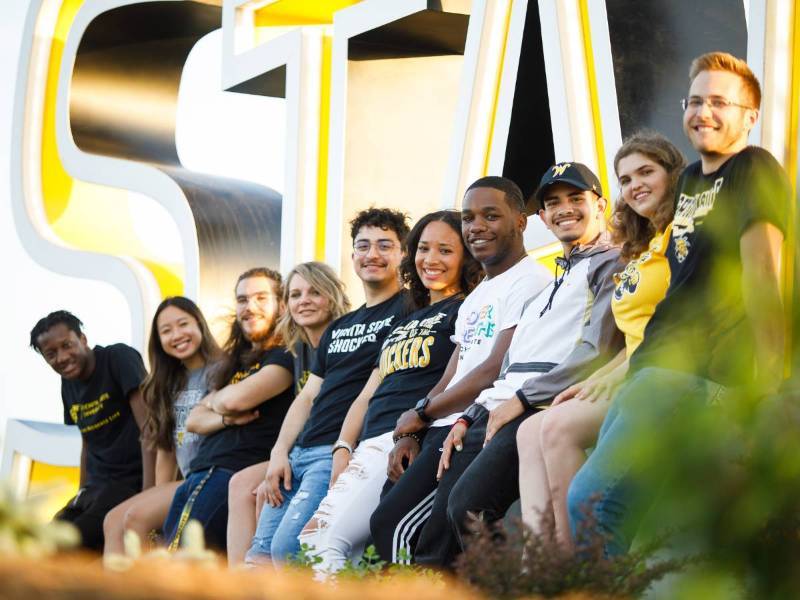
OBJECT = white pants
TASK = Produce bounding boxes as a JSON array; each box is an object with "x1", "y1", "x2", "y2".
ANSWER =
[{"x1": 298, "y1": 431, "x2": 394, "y2": 574}]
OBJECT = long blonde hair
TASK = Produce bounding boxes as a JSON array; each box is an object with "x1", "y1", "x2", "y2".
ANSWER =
[{"x1": 277, "y1": 262, "x2": 351, "y2": 355}]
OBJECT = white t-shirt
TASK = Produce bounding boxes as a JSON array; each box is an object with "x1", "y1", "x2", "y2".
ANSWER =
[{"x1": 431, "y1": 256, "x2": 551, "y2": 427}]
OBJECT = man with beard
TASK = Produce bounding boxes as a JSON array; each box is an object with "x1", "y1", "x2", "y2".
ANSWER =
[
  {"x1": 162, "y1": 268, "x2": 295, "y2": 550},
  {"x1": 30, "y1": 310, "x2": 154, "y2": 551},
  {"x1": 245, "y1": 208, "x2": 411, "y2": 565},
  {"x1": 568, "y1": 52, "x2": 790, "y2": 556}
]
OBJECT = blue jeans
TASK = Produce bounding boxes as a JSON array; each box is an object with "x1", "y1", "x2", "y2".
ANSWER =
[
  {"x1": 567, "y1": 367, "x2": 723, "y2": 556},
  {"x1": 162, "y1": 466, "x2": 234, "y2": 551},
  {"x1": 245, "y1": 444, "x2": 332, "y2": 563}
]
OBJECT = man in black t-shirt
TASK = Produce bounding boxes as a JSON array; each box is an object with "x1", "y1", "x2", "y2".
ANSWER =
[
  {"x1": 569, "y1": 52, "x2": 791, "y2": 556},
  {"x1": 244, "y1": 208, "x2": 411, "y2": 565},
  {"x1": 30, "y1": 310, "x2": 154, "y2": 551}
]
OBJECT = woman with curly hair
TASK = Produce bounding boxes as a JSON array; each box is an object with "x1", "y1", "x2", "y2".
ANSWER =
[
  {"x1": 516, "y1": 131, "x2": 685, "y2": 550},
  {"x1": 296, "y1": 209, "x2": 483, "y2": 574}
]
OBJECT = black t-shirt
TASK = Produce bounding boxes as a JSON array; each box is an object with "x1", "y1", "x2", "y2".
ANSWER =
[
  {"x1": 189, "y1": 346, "x2": 294, "y2": 473},
  {"x1": 61, "y1": 344, "x2": 146, "y2": 486},
  {"x1": 631, "y1": 146, "x2": 790, "y2": 386},
  {"x1": 293, "y1": 341, "x2": 315, "y2": 395},
  {"x1": 296, "y1": 292, "x2": 409, "y2": 447},
  {"x1": 360, "y1": 295, "x2": 462, "y2": 440}
]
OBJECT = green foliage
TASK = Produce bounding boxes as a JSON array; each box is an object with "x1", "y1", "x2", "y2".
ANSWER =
[{"x1": 454, "y1": 507, "x2": 684, "y2": 599}]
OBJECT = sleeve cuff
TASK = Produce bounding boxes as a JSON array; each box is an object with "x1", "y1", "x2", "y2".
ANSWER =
[{"x1": 515, "y1": 389, "x2": 529, "y2": 410}]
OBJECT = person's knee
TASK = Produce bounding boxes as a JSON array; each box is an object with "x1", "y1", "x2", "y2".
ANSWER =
[
  {"x1": 445, "y1": 482, "x2": 472, "y2": 535},
  {"x1": 102, "y1": 505, "x2": 122, "y2": 538},
  {"x1": 270, "y1": 531, "x2": 300, "y2": 561},
  {"x1": 228, "y1": 470, "x2": 254, "y2": 505},
  {"x1": 516, "y1": 413, "x2": 543, "y2": 458},
  {"x1": 121, "y1": 505, "x2": 146, "y2": 534},
  {"x1": 539, "y1": 409, "x2": 576, "y2": 452}
]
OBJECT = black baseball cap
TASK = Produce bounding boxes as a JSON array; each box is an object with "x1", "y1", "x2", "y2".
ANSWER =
[{"x1": 531, "y1": 162, "x2": 603, "y2": 210}]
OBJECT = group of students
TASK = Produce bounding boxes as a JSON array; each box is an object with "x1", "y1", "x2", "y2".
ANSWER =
[{"x1": 29, "y1": 51, "x2": 791, "y2": 572}]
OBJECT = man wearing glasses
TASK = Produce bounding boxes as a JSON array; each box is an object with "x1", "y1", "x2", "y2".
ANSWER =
[
  {"x1": 245, "y1": 208, "x2": 410, "y2": 565},
  {"x1": 568, "y1": 52, "x2": 791, "y2": 556}
]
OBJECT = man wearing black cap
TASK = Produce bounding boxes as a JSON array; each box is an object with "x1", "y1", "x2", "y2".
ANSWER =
[{"x1": 406, "y1": 162, "x2": 625, "y2": 567}]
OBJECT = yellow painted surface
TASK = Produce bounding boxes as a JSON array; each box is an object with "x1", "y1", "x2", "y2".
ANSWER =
[
  {"x1": 315, "y1": 33, "x2": 333, "y2": 261},
  {"x1": 578, "y1": 0, "x2": 610, "y2": 208},
  {"x1": 28, "y1": 461, "x2": 80, "y2": 520},
  {"x1": 784, "y1": 1, "x2": 800, "y2": 375},
  {"x1": 254, "y1": 0, "x2": 361, "y2": 26},
  {"x1": 529, "y1": 242, "x2": 562, "y2": 274},
  {"x1": 40, "y1": 0, "x2": 183, "y2": 298},
  {"x1": 482, "y1": 0, "x2": 513, "y2": 176}
]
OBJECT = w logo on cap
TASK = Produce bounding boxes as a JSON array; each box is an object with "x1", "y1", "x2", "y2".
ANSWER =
[{"x1": 552, "y1": 163, "x2": 572, "y2": 177}]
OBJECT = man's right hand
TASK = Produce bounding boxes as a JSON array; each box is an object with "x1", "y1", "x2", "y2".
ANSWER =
[
  {"x1": 393, "y1": 409, "x2": 426, "y2": 437},
  {"x1": 437, "y1": 422, "x2": 467, "y2": 480},
  {"x1": 265, "y1": 449, "x2": 292, "y2": 507},
  {"x1": 387, "y1": 436, "x2": 420, "y2": 482}
]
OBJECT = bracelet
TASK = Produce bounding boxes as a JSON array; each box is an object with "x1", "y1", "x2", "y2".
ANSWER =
[
  {"x1": 392, "y1": 431, "x2": 423, "y2": 445},
  {"x1": 454, "y1": 417, "x2": 471, "y2": 429},
  {"x1": 331, "y1": 440, "x2": 353, "y2": 455}
]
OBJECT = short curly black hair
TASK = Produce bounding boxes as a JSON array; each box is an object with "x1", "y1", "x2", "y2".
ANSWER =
[
  {"x1": 349, "y1": 207, "x2": 411, "y2": 250},
  {"x1": 30, "y1": 310, "x2": 84, "y2": 353},
  {"x1": 465, "y1": 176, "x2": 525, "y2": 212}
]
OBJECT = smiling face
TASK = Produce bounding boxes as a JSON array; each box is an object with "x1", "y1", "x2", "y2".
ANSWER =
[
  {"x1": 461, "y1": 187, "x2": 526, "y2": 275},
  {"x1": 682, "y1": 69, "x2": 758, "y2": 162},
  {"x1": 616, "y1": 152, "x2": 670, "y2": 221},
  {"x1": 351, "y1": 225, "x2": 403, "y2": 287},
  {"x1": 235, "y1": 275, "x2": 280, "y2": 343},
  {"x1": 287, "y1": 273, "x2": 333, "y2": 332},
  {"x1": 36, "y1": 324, "x2": 93, "y2": 381},
  {"x1": 157, "y1": 305, "x2": 203, "y2": 368},
  {"x1": 415, "y1": 219, "x2": 464, "y2": 301},
  {"x1": 538, "y1": 183, "x2": 606, "y2": 249}
]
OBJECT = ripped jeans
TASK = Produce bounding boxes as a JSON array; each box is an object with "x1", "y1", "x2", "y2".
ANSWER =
[
  {"x1": 245, "y1": 444, "x2": 332, "y2": 565},
  {"x1": 298, "y1": 432, "x2": 394, "y2": 574}
]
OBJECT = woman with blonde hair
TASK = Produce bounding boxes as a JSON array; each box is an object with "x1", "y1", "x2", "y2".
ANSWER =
[{"x1": 226, "y1": 262, "x2": 350, "y2": 565}]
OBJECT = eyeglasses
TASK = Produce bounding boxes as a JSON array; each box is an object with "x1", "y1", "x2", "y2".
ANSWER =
[
  {"x1": 680, "y1": 96, "x2": 754, "y2": 112},
  {"x1": 353, "y1": 240, "x2": 397, "y2": 255}
]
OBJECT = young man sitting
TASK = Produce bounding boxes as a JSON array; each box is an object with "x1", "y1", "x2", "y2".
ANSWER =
[{"x1": 30, "y1": 311, "x2": 155, "y2": 551}]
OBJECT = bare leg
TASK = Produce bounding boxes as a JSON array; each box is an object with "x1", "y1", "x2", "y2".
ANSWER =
[
  {"x1": 516, "y1": 412, "x2": 553, "y2": 536},
  {"x1": 102, "y1": 481, "x2": 182, "y2": 556},
  {"x1": 227, "y1": 461, "x2": 268, "y2": 566},
  {"x1": 539, "y1": 399, "x2": 610, "y2": 550}
]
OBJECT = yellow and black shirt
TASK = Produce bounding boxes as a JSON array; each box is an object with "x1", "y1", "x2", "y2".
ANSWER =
[
  {"x1": 611, "y1": 225, "x2": 672, "y2": 357},
  {"x1": 61, "y1": 344, "x2": 146, "y2": 485},
  {"x1": 360, "y1": 294, "x2": 462, "y2": 440},
  {"x1": 631, "y1": 146, "x2": 790, "y2": 385}
]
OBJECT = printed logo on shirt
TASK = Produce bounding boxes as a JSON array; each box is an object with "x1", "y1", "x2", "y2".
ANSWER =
[
  {"x1": 229, "y1": 362, "x2": 262, "y2": 385},
  {"x1": 379, "y1": 312, "x2": 447, "y2": 376},
  {"x1": 672, "y1": 176, "x2": 723, "y2": 263},
  {"x1": 327, "y1": 316, "x2": 395, "y2": 355},
  {"x1": 459, "y1": 303, "x2": 496, "y2": 357},
  {"x1": 614, "y1": 250, "x2": 651, "y2": 300},
  {"x1": 69, "y1": 391, "x2": 110, "y2": 424}
]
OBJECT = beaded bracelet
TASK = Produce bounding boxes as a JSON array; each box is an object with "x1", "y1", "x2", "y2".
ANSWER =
[{"x1": 392, "y1": 431, "x2": 423, "y2": 445}]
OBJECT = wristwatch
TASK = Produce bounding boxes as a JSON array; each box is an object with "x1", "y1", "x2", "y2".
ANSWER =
[{"x1": 414, "y1": 396, "x2": 434, "y2": 424}]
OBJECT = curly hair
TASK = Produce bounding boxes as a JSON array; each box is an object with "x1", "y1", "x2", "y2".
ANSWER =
[
  {"x1": 141, "y1": 297, "x2": 222, "y2": 451},
  {"x1": 400, "y1": 210, "x2": 483, "y2": 310},
  {"x1": 30, "y1": 310, "x2": 84, "y2": 352},
  {"x1": 612, "y1": 131, "x2": 686, "y2": 261},
  {"x1": 277, "y1": 262, "x2": 351, "y2": 355},
  {"x1": 349, "y1": 207, "x2": 410, "y2": 249}
]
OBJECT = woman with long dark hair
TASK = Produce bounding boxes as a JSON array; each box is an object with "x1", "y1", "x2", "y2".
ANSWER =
[
  {"x1": 226, "y1": 262, "x2": 350, "y2": 565},
  {"x1": 103, "y1": 296, "x2": 239, "y2": 556},
  {"x1": 161, "y1": 268, "x2": 295, "y2": 551},
  {"x1": 294, "y1": 210, "x2": 483, "y2": 573},
  {"x1": 516, "y1": 131, "x2": 685, "y2": 549}
]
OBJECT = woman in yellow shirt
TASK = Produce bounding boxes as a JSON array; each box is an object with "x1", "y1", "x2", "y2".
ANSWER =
[{"x1": 516, "y1": 132, "x2": 685, "y2": 549}]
